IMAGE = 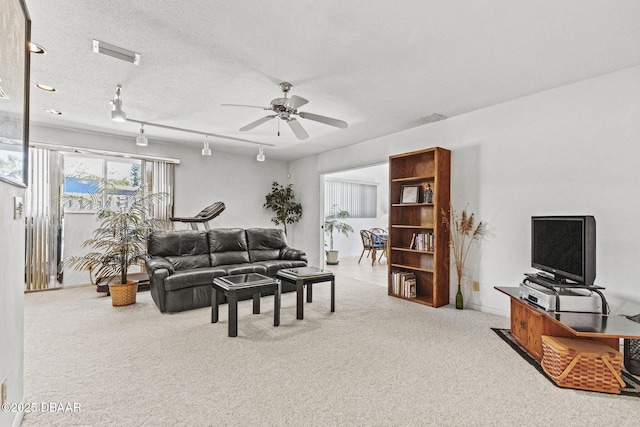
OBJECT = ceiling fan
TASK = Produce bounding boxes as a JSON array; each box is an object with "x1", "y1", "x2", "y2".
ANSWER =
[{"x1": 222, "y1": 82, "x2": 348, "y2": 140}]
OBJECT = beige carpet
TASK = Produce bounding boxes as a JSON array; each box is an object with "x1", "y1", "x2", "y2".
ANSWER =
[{"x1": 22, "y1": 278, "x2": 640, "y2": 426}]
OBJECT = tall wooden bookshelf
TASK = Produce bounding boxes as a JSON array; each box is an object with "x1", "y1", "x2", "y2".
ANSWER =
[{"x1": 388, "y1": 147, "x2": 450, "y2": 307}]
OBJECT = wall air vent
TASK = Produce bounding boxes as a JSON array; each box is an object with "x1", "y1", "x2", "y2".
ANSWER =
[{"x1": 92, "y1": 40, "x2": 140, "y2": 65}]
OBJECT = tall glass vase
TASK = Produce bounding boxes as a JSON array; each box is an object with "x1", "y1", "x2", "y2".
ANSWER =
[{"x1": 455, "y1": 283, "x2": 463, "y2": 309}]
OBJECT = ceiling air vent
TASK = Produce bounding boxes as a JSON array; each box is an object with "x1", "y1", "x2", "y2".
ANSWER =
[
  {"x1": 92, "y1": 40, "x2": 140, "y2": 65},
  {"x1": 422, "y1": 113, "x2": 446, "y2": 124}
]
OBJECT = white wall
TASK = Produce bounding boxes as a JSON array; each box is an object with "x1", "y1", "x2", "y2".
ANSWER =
[
  {"x1": 289, "y1": 65, "x2": 640, "y2": 317},
  {"x1": 29, "y1": 126, "x2": 290, "y2": 285},
  {"x1": 0, "y1": 183, "x2": 25, "y2": 427}
]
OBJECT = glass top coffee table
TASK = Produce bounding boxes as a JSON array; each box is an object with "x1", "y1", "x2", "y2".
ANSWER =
[
  {"x1": 212, "y1": 273, "x2": 280, "y2": 337},
  {"x1": 276, "y1": 267, "x2": 335, "y2": 320}
]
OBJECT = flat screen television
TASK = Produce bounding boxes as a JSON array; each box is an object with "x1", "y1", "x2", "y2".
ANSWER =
[{"x1": 531, "y1": 216, "x2": 596, "y2": 286}]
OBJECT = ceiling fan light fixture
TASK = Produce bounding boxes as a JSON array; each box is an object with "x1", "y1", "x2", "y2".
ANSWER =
[
  {"x1": 136, "y1": 124, "x2": 148, "y2": 146},
  {"x1": 110, "y1": 85, "x2": 127, "y2": 122},
  {"x1": 202, "y1": 136, "x2": 211, "y2": 156},
  {"x1": 256, "y1": 145, "x2": 265, "y2": 162},
  {"x1": 228, "y1": 81, "x2": 348, "y2": 140}
]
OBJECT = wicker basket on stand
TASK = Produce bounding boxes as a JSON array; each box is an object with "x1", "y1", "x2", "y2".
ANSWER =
[{"x1": 108, "y1": 282, "x2": 138, "y2": 306}]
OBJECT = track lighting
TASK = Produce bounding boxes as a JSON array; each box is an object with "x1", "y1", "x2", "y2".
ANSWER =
[
  {"x1": 121, "y1": 117, "x2": 275, "y2": 161},
  {"x1": 256, "y1": 145, "x2": 265, "y2": 162},
  {"x1": 202, "y1": 136, "x2": 211, "y2": 156},
  {"x1": 136, "y1": 123, "x2": 148, "y2": 146},
  {"x1": 110, "y1": 85, "x2": 126, "y2": 122}
]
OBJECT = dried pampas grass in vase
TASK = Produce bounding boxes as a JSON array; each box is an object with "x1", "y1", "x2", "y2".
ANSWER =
[{"x1": 442, "y1": 204, "x2": 483, "y2": 309}]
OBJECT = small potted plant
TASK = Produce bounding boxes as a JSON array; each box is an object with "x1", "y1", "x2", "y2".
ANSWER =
[
  {"x1": 324, "y1": 204, "x2": 354, "y2": 265},
  {"x1": 64, "y1": 181, "x2": 168, "y2": 306},
  {"x1": 263, "y1": 181, "x2": 302, "y2": 236}
]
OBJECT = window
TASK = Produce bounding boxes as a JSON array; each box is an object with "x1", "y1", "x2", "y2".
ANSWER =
[
  {"x1": 324, "y1": 178, "x2": 377, "y2": 218},
  {"x1": 63, "y1": 154, "x2": 142, "y2": 212}
]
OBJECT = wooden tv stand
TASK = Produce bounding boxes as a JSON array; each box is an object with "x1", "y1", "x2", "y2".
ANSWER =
[{"x1": 495, "y1": 286, "x2": 640, "y2": 361}]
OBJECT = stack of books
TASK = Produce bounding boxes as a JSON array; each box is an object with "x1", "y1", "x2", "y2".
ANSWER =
[
  {"x1": 390, "y1": 271, "x2": 417, "y2": 298},
  {"x1": 409, "y1": 232, "x2": 434, "y2": 251}
]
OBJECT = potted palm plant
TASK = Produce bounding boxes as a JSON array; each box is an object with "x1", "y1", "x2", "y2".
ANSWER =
[
  {"x1": 65, "y1": 182, "x2": 168, "y2": 306},
  {"x1": 324, "y1": 204, "x2": 354, "y2": 265}
]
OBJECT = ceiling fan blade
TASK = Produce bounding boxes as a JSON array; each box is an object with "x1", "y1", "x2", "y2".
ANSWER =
[
  {"x1": 221, "y1": 103, "x2": 269, "y2": 110},
  {"x1": 285, "y1": 95, "x2": 309, "y2": 110},
  {"x1": 287, "y1": 118, "x2": 309, "y2": 140},
  {"x1": 298, "y1": 111, "x2": 348, "y2": 129},
  {"x1": 239, "y1": 115, "x2": 277, "y2": 131}
]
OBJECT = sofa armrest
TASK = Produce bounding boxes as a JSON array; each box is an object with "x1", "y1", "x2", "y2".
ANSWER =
[
  {"x1": 146, "y1": 256, "x2": 175, "y2": 275},
  {"x1": 146, "y1": 257, "x2": 174, "y2": 313},
  {"x1": 280, "y1": 247, "x2": 307, "y2": 262}
]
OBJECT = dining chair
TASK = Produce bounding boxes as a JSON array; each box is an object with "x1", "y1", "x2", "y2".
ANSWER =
[
  {"x1": 358, "y1": 229, "x2": 386, "y2": 266},
  {"x1": 370, "y1": 228, "x2": 388, "y2": 262}
]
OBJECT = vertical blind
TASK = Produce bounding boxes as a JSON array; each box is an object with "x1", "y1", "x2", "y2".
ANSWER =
[
  {"x1": 25, "y1": 147, "x2": 64, "y2": 291},
  {"x1": 144, "y1": 159, "x2": 174, "y2": 221},
  {"x1": 324, "y1": 178, "x2": 377, "y2": 218}
]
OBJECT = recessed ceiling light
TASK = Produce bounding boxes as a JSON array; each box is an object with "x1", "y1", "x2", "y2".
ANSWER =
[
  {"x1": 45, "y1": 109, "x2": 62, "y2": 115},
  {"x1": 36, "y1": 83, "x2": 56, "y2": 92},
  {"x1": 29, "y1": 42, "x2": 46, "y2": 54}
]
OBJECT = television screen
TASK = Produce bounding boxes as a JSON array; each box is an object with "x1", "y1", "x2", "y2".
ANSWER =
[{"x1": 531, "y1": 216, "x2": 596, "y2": 285}]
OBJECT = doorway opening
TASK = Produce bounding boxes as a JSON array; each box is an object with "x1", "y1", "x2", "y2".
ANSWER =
[{"x1": 321, "y1": 163, "x2": 389, "y2": 287}]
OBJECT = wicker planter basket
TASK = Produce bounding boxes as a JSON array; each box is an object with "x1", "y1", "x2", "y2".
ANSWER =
[
  {"x1": 541, "y1": 335, "x2": 625, "y2": 394},
  {"x1": 108, "y1": 282, "x2": 138, "y2": 307}
]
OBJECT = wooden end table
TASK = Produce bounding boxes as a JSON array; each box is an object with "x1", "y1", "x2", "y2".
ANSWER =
[
  {"x1": 212, "y1": 273, "x2": 280, "y2": 337},
  {"x1": 276, "y1": 267, "x2": 335, "y2": 320}
]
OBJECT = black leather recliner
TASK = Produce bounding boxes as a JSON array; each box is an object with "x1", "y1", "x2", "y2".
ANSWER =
[{"x1": 146, "y1": 228, "x2": 307, "y2": 313}]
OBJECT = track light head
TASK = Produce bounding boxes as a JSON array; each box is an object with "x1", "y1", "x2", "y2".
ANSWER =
[
  {"x1": 136, "y1": 123, "x2": 148, "y2": 146},
  {"x1": 202, "y1": 136, "x2": 211, "y2": 156},
  {"x1": 110, "y1": 85, "x2": 126, "y2": 122},
  {"x1": 256, "y1": 145, "x2": 265, "y2": 162}
]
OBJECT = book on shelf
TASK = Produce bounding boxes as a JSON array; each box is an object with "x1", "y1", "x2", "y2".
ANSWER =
[
  {"x1": 405, "y1": 278, "x2": 417, "y2": 298},
  {"x1": 409, "y1": 232, "x2": 434, "y2": 251},
  {"x1": 390, "y1": 271, "x2": 416, "y2": 297}
]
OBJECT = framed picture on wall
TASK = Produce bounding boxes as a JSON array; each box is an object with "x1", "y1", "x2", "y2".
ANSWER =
[
  {"x1": 0, "y1": 0, "x2": 30, "y2": 187},
  {"x1": 400, "y1": 185, "x2": 420, "y2": 204}
]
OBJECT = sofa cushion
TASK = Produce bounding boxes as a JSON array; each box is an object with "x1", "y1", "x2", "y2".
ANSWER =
[
  {"x1": 208, "y1": 228, "x2": 250, "y2": 266},
  {"x1": 246, "y1": 228, "x2": 288, "y2": 262},
  {"x1": 165, "y1": 254, "x2": 211, "y2": 271},
  {"x1": 164, "y1": 267, "x2": 227, "y2": 291},
  {"x1": 148, "y1": 231, "x2": 210, "y2": 271},
  {"x1": 222, "y1": 263, "x2": 268, "y2": 276},
  {"x1": 254, "y1": 259, "x2": 308, "y2": 277},
  {"x1": 148, "y1": 230, "x2": 209, "y2": 256}
]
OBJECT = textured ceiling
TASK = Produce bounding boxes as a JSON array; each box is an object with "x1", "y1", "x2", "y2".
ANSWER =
[{"x1": 25, "y1": 0, "x2": 640, "y2": 160}]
